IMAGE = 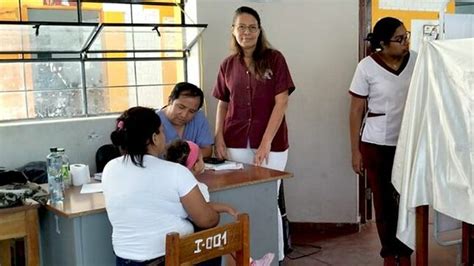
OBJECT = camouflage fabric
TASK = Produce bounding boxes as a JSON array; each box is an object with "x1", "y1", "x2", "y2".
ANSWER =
[{"x1": 0, "y1": 182, "x2": 48, "y2": 208}]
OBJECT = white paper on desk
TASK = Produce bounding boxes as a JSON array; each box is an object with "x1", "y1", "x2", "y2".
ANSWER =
[
  {"x1": 80, "y1": 183, "x2": 103, "y2": 194},
  {"x1": 205, "y1": 161, "x2": 243, "y2": 171}
]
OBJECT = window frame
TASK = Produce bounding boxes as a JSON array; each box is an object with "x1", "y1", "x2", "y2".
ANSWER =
[{"x1": 0, "y1": 0, "x2": 205, "y2": 123}]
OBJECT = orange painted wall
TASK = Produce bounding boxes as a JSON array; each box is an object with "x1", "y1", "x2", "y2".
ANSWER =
[
  {"x1": 144, "y1": 4, "x2": 184, "y2": 102},
  {"x1": 372, "y1": 0, "x2": 455, "y2": 31},
  {"x1": 0, "y1": 1, "x2": 26, "y2": 119},
  {"x1": 102, "y1": 11, "x2": 129, "y2": 112}
]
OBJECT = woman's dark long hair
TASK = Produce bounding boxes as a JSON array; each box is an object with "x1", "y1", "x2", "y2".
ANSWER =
[
  {"x1": 366, "y1": 17, "x2": 403, "y2": 52},
  {"x1": 110, "y1": 106, "x2": 162, "y2": 167},
  {"x1": 231, "y1": 6, "x2": 272, "y2": 79}
]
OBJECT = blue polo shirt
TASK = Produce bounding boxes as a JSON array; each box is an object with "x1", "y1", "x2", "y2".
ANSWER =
[{"x1": 156, "y1": 109, "x2": 214, "y2": 147}]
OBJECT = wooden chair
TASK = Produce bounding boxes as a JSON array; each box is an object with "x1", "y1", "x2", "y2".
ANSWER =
[{"x1": 165, "y1": 213, "x2": 250, "y2": 266}]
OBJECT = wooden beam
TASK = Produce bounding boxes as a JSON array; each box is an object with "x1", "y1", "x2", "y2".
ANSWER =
[
  {"x1": 415, "y1": 205, "x2": 428, "y2": 266},
  {"x1": 462, "y1": 222, "x2": 474, "y2": 265}
]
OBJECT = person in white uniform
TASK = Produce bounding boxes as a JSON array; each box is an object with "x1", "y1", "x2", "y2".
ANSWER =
[
  {"x1": 102, "y1": 107, "x2": 220, "y2": 266},
  {"x1": 349, "y1": 17, "x2": 416, "y2": 266}
]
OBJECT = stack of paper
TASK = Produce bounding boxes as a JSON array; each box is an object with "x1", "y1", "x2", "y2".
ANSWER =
[
  {"x1": 204, "y1": 161, "x2": 244, "y2": 171},
  {"x1": 80, "y1": 183, "x2": 103, "y2": 194}
]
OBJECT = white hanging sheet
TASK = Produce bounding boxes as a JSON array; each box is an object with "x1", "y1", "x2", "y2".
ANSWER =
[{"x1": 392, "y1": 38, "x2": 474, "y2": 249}]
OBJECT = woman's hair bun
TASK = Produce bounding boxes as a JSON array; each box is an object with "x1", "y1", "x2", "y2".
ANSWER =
[
  {"x1": 110, "y1": 129, "x2": 126, "y2": 147},
  {"x1": 365, "y1": 33, "x2": 374, "y2": 41}
]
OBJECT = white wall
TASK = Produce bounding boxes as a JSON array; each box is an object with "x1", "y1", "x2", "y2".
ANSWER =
[
  {"x1": 196, "y1": 0, "x2": 359, "y2": 223},
  {"x1": 0, "y1": 116, "x2": 116, "y2": 173}
]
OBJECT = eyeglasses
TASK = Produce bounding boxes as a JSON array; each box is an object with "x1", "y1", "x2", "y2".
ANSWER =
[
  {"x1": 389, "y1": 31, "x2": 411, "y2": 45},
  {"x1": 233, "y1": 24, "x2": 260, "y2": 33}
]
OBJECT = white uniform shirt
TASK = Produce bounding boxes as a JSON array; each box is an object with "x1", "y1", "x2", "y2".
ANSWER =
[
  {"x1": 350, "y1": 52, "x2": 417, "y2": 146},
  {"x1": 102, "y1": 155, "x2": 198, "y2": 261}
]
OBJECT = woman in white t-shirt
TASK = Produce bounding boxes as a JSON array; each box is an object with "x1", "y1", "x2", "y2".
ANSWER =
[
  {"x1": 349, "y1": 17, "x2": 416, "y2": 266},
  {"x1": 102, "y1": 106, "x2": 219, "y2": 266}
]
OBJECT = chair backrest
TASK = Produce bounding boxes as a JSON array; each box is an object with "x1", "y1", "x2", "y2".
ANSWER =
[
  {"x1": 165, "y1": 213, "x2": 250, "y2": 266},
  {"x1": 95, "y1": 144, "x2": 121, "y2": 173}
]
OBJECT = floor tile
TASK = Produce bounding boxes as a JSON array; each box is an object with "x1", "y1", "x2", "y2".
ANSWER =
[{"x1": 283, "y1": 221, "x2": 459, "y2": 266}]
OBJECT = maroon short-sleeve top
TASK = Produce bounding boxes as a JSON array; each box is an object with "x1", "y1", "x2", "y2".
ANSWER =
[{"x1": 212, "y1": 49, "x2": 295, "y2": 151}]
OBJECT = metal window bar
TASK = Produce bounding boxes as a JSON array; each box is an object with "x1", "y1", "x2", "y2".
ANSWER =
[{"x1": 0, "y1": 22, "x2": 207, "y2": 60}]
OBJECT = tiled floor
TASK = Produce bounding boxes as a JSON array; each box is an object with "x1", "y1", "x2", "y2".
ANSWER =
[{"x1": 283, "y1": 221, "x2": 459, "y2": 266}]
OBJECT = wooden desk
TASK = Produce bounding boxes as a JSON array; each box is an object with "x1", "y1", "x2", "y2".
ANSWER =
[
  {"x1": 39, "y1": 185, "x2": 114, "y2": 266},
  {"x1": 40, "y1": 164, "x2": 292, "y2": 266},
  {"x1": 0, "y1": 201, "x2": 40, "y2": 266},
  {"x1": 200, "y1": 166, "x2": 292, "y2": 262}
]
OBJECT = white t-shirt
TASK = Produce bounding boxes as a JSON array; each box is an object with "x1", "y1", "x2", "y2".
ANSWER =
[
  {"x1": 102, "y1": 155, "x2": 198, "y2": 261},
  {"x1": 197, "y1": 182, "x2": 210, "y2": 202},
  {"x1": 349, "y1": 52, "x2": 417, "y2": 146}
]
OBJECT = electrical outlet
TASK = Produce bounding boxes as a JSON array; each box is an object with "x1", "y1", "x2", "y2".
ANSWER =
[{"x1": 88, "y1": 131, "x2": 100, "y2": 140}]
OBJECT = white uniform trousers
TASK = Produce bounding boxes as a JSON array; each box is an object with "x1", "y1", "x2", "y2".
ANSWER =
[{"x1": 227, "y1": 144, "x2": 288, "y2": 261}]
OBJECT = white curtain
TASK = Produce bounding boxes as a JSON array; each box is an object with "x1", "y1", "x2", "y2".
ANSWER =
[{"x1": 392, "y1": 38, "x2": 474, "y2": 249}]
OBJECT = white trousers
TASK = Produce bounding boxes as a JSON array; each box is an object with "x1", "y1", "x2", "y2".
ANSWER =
[{"x1": 227, "y1": 145, "x2": 288, "y2": 261}]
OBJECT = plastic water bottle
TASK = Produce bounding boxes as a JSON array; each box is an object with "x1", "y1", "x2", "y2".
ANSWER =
[
  {"x1": 46, "y1": 147, "x2": 64, "y2": 204},
  {"x1": 57, "y1": 148, "x2": 71, "y2": 189}
]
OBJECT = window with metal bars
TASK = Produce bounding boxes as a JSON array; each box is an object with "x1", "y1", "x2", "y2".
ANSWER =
[{"x1": 0, "y1": 0, "x2": 205, "y2": 122}]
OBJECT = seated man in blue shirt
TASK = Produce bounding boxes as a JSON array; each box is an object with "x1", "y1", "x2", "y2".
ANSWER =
[{"x1": 156, "y1": 82, "x2": 213, "y2": 157}]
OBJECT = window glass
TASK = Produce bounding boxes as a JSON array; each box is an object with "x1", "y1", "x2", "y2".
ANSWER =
[
  {"x1": 86, "y1": 86, "x2": 136, "y2": 115},
  {"x1": 136, "y1": 84, "x2": 172, "y2": 108},
  {"x1": 0, "y1": 61, "x2": 84, "y2": 121},
  {"x1": 84, "y1": 61, "x2": 181, "y2": 113},
  {"x1": 0, "y1": 1, "x2": 191, "y2": 122},
  {"x1": 86, "y1": 84, "x2": 172, "y2": 115},
  {"x1": 0, "y1": 92, "x2": 28, "y2": 120},
  {"x1": 25, "y1": 62, "x2": 83, "y2": 91},
  {"x1": 27, "y1": 89, "x2": 85, "y2": 119},
  {"x1": 30, "y1": 61, "x2": 83, "y2": 119},
  {"x1": 81, "y1": 3, "x2": 181, "y2": 24}
]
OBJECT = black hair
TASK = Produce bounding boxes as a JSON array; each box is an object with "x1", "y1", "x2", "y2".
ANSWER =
[
  {"x1": 235, "y1": 6, "x2": 261, "y2": 26},
  {"x1": 110, "y1": 106, "x2": 162, "y2": 167},
  {"x1": 164, "y1": 139, "x2": 190, "y2": 167},
  {"x1": 231, "y1": 6, "x2": 272, "y2": 79},
  {"x1": 168, "y1": 82, "x2": 204, "y2": 109},
  {"x1": 366, "y1": 17, "x2": 403, "y2": 52}
]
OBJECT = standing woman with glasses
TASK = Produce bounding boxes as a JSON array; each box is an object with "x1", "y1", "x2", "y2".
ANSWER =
[
  {"x1": 349, "y1": 17, "x2": 415, "y2": 266},
  {"x1": 212, "y1": 6, "x2": 295, "y2": 262}
]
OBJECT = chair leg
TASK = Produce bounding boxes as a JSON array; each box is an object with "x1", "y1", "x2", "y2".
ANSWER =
[{"x1": 0, "y1": 240, "x2": 12, "y2": 266}]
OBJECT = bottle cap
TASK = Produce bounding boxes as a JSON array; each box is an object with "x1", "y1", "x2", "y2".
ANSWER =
[
  {"x1": 57, "y1": 148, "x2": 65, "y2": 152},
  {"x1": 50, "y1": 147, "x2": 58, "y2": 152}
]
